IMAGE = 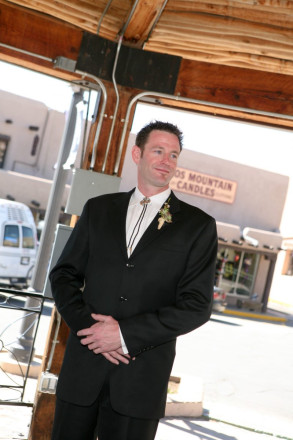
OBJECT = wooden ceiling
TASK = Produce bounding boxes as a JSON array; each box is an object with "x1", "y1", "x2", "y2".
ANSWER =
[{"x1": 4, "y1": 0, "x2": 293, "y2": 76}]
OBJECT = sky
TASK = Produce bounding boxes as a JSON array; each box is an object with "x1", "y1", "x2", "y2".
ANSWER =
[
  {"x1": 1, "y1": 60, "x2": 292, "y2": 234},
  {"x1": 0, "y1": 61, "x2": 73, "y2": 112},
  {"x1": 132, "y1": 103, "x2": 293, "y2": 178}
]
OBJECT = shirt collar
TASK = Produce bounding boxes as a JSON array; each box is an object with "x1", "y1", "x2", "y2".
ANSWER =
[{"x1": 130, "y1": 187, "x2": 171, "y2": 207}]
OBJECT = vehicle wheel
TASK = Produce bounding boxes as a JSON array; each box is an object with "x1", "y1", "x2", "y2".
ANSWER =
[{"x1": 26, "y1": 266, "x2": 34, "y2": 288}]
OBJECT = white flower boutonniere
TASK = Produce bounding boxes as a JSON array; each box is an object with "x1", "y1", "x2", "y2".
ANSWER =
[{"x1": 158, "y1": 199, "x2": 172, "y2": 230}]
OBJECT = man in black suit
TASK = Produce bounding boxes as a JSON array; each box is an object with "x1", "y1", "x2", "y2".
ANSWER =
[{"x1": 50, "y1": 120, "x2": 218, "y2": 440}]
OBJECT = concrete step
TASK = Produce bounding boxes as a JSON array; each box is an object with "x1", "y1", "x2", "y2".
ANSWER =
[{"x1": 166, "y1": 374, "x2": 203, "y2": 417}]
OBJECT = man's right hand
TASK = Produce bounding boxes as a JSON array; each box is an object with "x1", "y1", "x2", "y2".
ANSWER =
[{"x1": 101, "y1": 348, "x2": 131, "y2": 365}]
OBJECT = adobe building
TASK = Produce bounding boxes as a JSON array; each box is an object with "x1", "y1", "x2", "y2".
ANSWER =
[{"x1": 0, "y1": 89, "x2": 85, "y2": 214}]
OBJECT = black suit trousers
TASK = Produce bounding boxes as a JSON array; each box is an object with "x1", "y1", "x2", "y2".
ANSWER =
[{"x1": 51, "y1": 380, "x2": 159, "y2": 440}]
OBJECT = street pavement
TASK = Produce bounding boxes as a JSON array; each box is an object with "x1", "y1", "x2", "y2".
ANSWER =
[
  {"x1": 1, "y1": 402, "x2": 290, "y2": 440},
  {"x1": 0, "y1": 304, "x2": 292, "y2": 440},
  {"x1": 156, "y1": 416, "x2": 287, "y2": 440},
  {"x1": 155, "y1": 304, "x2": 293, "y2": 440},
  {"x1": 1, "y1": 400, "x2": 290, "y2": 440}
]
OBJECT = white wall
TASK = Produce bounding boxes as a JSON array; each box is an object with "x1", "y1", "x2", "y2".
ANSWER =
[
  {"x1": 0, "y1": 170, "x2": 70, "y2": 210},
  {"x1": 0, "y1": 90, "x2": 65, "y2": 179}
]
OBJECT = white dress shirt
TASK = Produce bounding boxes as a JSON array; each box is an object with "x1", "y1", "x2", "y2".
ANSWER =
[
  {"x1": 126, "y1": 187, "x2": 171, "y2": 257},
  {"x1": 120, "y1": 187, "x2": 171, "y2": 353}
]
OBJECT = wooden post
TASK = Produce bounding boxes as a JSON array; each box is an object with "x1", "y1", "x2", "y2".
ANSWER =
[{"x1": 29, "y1": 308, "x2": 69, "y2": 439}]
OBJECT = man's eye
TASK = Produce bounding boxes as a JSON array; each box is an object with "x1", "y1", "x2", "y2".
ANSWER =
[{"x1": 171, "y1": 154, "x2": 178, "y2": 159}]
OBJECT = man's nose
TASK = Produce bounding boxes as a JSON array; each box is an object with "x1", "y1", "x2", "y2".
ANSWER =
[{"x1": 161, "y1": 154, "x2": 172, "y2": 165}]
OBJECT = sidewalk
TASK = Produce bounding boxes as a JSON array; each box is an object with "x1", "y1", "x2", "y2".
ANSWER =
[
  {"x1": 156, "y1": 415, "x2": 290, "y2": 440},
  {"x1": 156, "y1": 303, "x2": 293, "y2": 440},
  {"x1": 1, "y1": 405, "x2": 291, "y2": 440}
]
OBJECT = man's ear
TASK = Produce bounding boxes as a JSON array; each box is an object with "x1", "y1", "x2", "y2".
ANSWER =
[{"x1": 132, "y1": 145, "x2": 141, "y2": 164}]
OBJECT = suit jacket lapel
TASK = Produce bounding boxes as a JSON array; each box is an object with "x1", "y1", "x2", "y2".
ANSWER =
[{"x1": 109, "y1": 189, "x2": 134, "y2": 258}]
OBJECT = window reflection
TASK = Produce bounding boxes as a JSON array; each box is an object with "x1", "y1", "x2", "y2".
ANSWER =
[
  {"x1": 22, "y1": 226, "x2": 34, "y2": 249},
  {"x1": 3, "y1": 225, "x2": 19, "y2": 247}
]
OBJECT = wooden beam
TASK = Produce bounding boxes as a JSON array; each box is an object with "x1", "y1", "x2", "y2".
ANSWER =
[
  {"x1": 166, "y1": 1, "x2": 293, "y2": 28},
  {"x1": 158, "y1": 97, "x2": 293, "y2": 130},
  {"x1": 175, "y1": 59, "x2": 293, "y2": 116},
  {"x1": 123, "y1": 0, "x2": 167, "y2": 47},
  {"x1": 4, "y1": 0, "x2": 293, "y2": 75},
  {"x1": 1, "y1": 1, "x2": 293, "y2": 118},
  {"x1": 0, "y1": 1, "x2": 83, "y2": 73},
  {"x1": 144, "y1": 10, "x2": 293, "y2": 75}
]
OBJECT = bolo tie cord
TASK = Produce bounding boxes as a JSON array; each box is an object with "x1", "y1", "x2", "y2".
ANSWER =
[{"x1": 127, "y1": 199, "x2": 150, "y2": 255}]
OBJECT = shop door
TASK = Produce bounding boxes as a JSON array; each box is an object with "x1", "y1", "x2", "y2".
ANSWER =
[{"x1": 236, "y1": 252, "x2": 259, "y2": 296}]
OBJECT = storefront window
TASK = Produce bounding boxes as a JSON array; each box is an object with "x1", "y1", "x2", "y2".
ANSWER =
[
  {"x1": 238, "y1": 253, "x2": 259, "y2": 292},
  {"x1": 216, "y1": 247, "x2": 259, "y2": 297}
]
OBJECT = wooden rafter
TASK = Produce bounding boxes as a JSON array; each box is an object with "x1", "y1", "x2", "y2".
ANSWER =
[
  {"x1": 123, "y1": 0, "x2": 167, "y2": 47},
  {"x1": 2, "y1": 0, "x2": 293, "y2": 75}
]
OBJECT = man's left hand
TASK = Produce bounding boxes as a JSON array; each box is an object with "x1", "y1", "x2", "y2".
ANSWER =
[{"x1": 77, "y1": 314, "x2": 121, "y2": 354}]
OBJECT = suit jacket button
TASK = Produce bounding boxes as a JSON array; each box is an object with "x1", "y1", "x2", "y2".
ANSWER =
[{"x1": 119, "y1": 296, "x2": 128, "y2": 302}]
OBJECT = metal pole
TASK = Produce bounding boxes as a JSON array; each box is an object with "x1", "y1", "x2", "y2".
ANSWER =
[
  {"x1": 10, "y1": 90, "x2": 84, "y2": 363},
  {"x1": 30, "y1": 90, "x2": 84, "y2": 292}
]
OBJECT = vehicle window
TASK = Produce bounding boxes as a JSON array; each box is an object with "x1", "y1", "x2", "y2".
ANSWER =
[
  {"x1": 22, "y1": 226, "x2": 34, "y2": 249},
  {"x1": 3, "y1": 225, "x2": 19, "y2": 247}
]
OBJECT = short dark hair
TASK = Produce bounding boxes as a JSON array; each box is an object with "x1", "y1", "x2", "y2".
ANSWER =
[{"x1": 135, "y1": 120, "x2": 183, "y2": 151}]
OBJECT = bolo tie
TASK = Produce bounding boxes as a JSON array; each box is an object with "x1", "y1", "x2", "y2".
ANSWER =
[{"x1": 127, "y1": 197, "x2": 151, "y2": 255}]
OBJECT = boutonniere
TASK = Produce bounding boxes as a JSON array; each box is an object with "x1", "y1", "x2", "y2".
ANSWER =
[{"x1": 158, "y1": 199, "x2": 172, "y2": 230}]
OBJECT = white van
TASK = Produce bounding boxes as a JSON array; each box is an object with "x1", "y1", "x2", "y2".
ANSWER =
[{"x1": 0, "y1": 199, "x2": 38, "y2": 288}]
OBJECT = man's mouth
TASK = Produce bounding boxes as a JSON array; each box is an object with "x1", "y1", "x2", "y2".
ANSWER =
[{"x1": 155, "y1": 167, "x2": 170, "y2": 175}]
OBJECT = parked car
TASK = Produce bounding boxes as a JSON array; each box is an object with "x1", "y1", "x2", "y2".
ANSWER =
[{"x1": 213, "y1": 286, "x2": 227, "y2": 312}]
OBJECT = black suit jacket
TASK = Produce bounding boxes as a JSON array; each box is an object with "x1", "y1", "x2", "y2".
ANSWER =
[{"x1": 50, "y1": 190, "x2": 218, "y2": 419}]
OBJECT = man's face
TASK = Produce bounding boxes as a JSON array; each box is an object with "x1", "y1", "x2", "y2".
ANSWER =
[{"x1": 132, "y1": 130, "x2": 180, "y2": 195}]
